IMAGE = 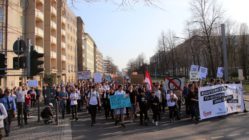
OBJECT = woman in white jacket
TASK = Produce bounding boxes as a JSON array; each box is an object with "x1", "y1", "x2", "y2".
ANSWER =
[{"x1": 0, "y1": 102, "x2": 8, "y2": 138}]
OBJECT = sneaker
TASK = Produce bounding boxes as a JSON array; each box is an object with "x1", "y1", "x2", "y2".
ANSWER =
[{"x1": 155, "y1": 121, "x2": 158, "y2": 126}]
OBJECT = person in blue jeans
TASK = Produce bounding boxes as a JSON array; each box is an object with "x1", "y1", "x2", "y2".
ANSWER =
[
  {"x1": 0, "y1": 88, "x2": 16, "y2": 137},
  {"x1": 58, "y1": 86, "x2": 68, "y2": 119}
]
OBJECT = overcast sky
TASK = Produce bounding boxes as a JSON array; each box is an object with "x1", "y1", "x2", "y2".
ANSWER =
[{"x1": 70, "y1": 0, "x2": 249, "y2": 70}]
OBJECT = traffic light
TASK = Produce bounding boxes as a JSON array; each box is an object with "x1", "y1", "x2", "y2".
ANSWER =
[
  {"x1": 0, "y1": 53, "x2": 7, "y2": 77},
  {"x1": 13, "y1": 56, "x2": 26, "y2": 69},
  {"x1": 30, "y1": 48, "x2": 44, "y2": 76}
]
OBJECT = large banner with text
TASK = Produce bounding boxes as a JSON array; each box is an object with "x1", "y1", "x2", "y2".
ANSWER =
[
  {"x1": 198, "y1": 84, "x2": 245, "y2": 120},
  {"x1": 109, "y1": 95, "x2": 131, "y2": 109}
]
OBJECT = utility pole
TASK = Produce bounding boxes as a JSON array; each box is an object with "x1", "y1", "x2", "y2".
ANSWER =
[
  {"x1": 221, "y1": 24, "x2": 228, "y2": 81},
  {"x1": 3, "y1": 0, "x2": 8, "y2": 88}
]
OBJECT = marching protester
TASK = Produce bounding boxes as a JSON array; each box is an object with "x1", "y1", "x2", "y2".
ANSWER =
[
  {"x1": 0, "y1": 88, "x2": 16, "y2": 137},
  {"x1": 16, "y1": 86, "x2": 27, "y2": 126},
  {"x1": 0, "y1": 101, "x2": 8, "y2": 139},
  {"x1": 41, "y1": 103, "x2": 54, "y2": 124},
  {"x1": 150, "y1": 91, "x2": 160, "y2": 126},
  {"x1": 126, "y1": 85, "x2": 137, "y2": 121},
  {"x1": 87, "y1": 85, "x2": 101, "y2": 126},
  {"x1": 70, "y1": 87, "x2": 80, "y2": 121},
  {"x1": 182, "y1": 83, "x2": 190, "y2": 116},
  {"x1": 102, "y1": 83, "x2": 111, "y2": 120},
  {"x1": 188, "y1": 83, "x2": 199, "y2": 123},
  {"x1": 137, "y1": 87, "x2": 149, "y2": 126},
  {"x1": 154, "y1": 84, "x2": 162, "y2": 121},
  {"x1": 58, "y1": 86, "x2": 68, "y2": 119},
  {"x1": 114, "y1": 85, "x2": 126, "y2": 128},
  {"x1": 166, "y1": 90, "x2": 178, "y2": 123}
]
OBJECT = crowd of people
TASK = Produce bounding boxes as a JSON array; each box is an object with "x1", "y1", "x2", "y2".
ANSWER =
[{"x1": 0, "y1": 78, "x2": 246, "y2": 138}]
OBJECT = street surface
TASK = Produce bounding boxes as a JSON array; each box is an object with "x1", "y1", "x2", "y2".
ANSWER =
[
  {"x1": 2, "y1": 95, "x2": 249, "y2": 140},
  {"x1": 71, "y1": 100, "x2": 249, "y2": 140}
]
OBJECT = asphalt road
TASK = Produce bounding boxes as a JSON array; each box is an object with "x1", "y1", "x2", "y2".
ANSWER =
[{"x1": 71, "y1": 101, "x2": 249, "y2": 140}]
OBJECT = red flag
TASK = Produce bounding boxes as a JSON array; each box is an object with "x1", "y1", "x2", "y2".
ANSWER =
[{"x1": 144, "y1": 70, "x2": 152, "y2": 91}]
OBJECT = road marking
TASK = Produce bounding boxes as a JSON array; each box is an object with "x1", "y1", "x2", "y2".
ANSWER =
[
  {"x1": 227, "y1": 133, "x2": 240, "y2": 137},
  {"x1": 211, "y1": 136, "x2": 224, "y2": 139}
]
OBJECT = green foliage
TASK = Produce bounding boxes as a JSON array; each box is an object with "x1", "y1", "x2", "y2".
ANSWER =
[{"x1": 43, "y1": 74, "x2": 54, "y2": 86}]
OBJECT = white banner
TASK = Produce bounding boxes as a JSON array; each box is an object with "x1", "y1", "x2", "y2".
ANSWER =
[
  {"x1": 78, "y1": 70, "x2": 91, "y2": 80},
  {"x1": 198, "y1": 84, "x2": 244, "y2": 120}
]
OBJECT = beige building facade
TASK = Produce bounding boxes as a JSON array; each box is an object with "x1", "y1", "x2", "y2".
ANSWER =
[
  {"x1": 96, "y1": 48, "x2": 104, "y2": 74},
  {"x1": 84, "y1": 33, "x2": 95, "y2": 76}
]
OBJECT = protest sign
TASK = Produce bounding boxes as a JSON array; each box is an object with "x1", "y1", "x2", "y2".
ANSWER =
[
  {"x1": 238, "y1": 69, "x2": 244, "y2": 81},
  {"x1": 109, "y1": 95, "x2": 131, "y2": 109},
  {"x1": 27, "y1": 80, "x2": 38, "y2": 87},
  {"x1": 164, "y1": 77, "x2": 185, "y2": 91},
  {"x1": 104, "y1": 75, "x2": 112, "y2": 82},
  {"x1": 130, "y1": 74, "x2": 144, "y2": 84},
  {"x1": 94, "y1": 72, "x2": 102, "y2": 83},
  {"x1": 198, "y1": 84, "x2": 244, "y2": 120},
  {"x1": 190, "y1": 65, "x2": 199, "y2": 72},
  {"x1": 189, "y1": 71, "x2": 199, "y2": 81},
  {"x1": 217, "y1": 67, "x2": 224, "y2": 78},
  {"x1": 78, "y1": 70, "x2": 91, "y2": 80},
  {"x1": 199, "y1": 66, "x2": 208, "y2": 79}
]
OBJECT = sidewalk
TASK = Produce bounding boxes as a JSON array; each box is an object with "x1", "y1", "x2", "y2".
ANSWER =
[{"x1": 3, "y1": 115, "x2": 72, "y2": 140}]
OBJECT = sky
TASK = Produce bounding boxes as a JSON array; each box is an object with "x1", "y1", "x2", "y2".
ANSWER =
[{"x1": 70, "y1": 0, "x2": 249, "y2": 70}]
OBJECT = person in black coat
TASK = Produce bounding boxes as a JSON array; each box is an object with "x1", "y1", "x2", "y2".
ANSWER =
[{"x1": 150, "y1": 91, "x2": 160, "y2": 126}]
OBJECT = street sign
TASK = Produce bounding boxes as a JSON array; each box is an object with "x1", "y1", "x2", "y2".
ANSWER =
[{"x1": 13, "y1": 39, "x2": 26, "y2": 55}]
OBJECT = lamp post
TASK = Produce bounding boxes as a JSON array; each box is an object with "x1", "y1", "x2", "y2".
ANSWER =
[{"x1": 221, "y1": 24, "x2": 228, "y2": 81}]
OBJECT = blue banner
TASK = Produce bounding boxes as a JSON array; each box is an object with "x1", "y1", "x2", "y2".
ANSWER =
[{"x1": 109, "y1": 95, "x2": 131, "y2": 109}]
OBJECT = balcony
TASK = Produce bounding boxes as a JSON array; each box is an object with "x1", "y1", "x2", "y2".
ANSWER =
[
  {"x1": 51, "y1": 21, "x2": 57, "y2": 30},
  {"x1": 62, "y1": 16, "x2": 66, "y2": 24},
  {"x1": 51, "y1": 51, "x2": 57, "y2": 59},
  {"x1": 62, "y1": 55, "x2": 66, "y2": 61},
  {"x1": 36, "y1": 0, "x2": 44, "y2": 5},
  {"x1": 51, "y1": 6, "x2": 57, "y2": 16},
  {"x1": 35, "y1": 10, "x2": 44, "y2": 21},
  {"x1": 61, "y1": 42, "x2": 66, "y2": 49},
  {"x1": 35, "y1": 27, "x2": 44, "y2": 38},
  {"x1": 50, "y1": 36, "x2": 56, "y2": 45},
  {"x1": 61, "y1": 29, "x2": 66, "y2": 37},
  {"x1": 36, "y1": 45, "x2": 44, "y2": 53}
]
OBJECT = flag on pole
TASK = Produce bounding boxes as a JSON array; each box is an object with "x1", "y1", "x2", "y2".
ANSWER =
[{"x1": 144, "y1": 70, "x2": 152, "y2": 91}]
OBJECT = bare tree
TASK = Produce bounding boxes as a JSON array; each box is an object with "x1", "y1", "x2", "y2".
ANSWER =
[
  {"x1": 239, "y1": 23, "x2": 249, "y2": 79},
  {"x1": 189, "y1": 0, "x2": 224, "y2": 77}
]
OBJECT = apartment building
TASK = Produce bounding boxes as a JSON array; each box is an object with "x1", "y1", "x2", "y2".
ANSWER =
[
  {"x1": 77, "y1": 17, "x2": 85, "y2": 72},
  {"x1": 0, "y1": 0, "x2": 23, "y2": 88},
  {"x1": 65, "y1": 5, "x2": 77, "y2": 83},
  {"x1": 84, "y1": 33, "x2": 95, "y2": 75},
  {"x1": 96, "y1": 48, "x2": 104, "y2": 74}
]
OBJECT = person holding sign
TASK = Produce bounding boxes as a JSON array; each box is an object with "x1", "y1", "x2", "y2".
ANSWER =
[
  {"x1": 188, "y1": 83, "x2": 199, "y2": 123},
  {"x1": 87, "y1": 86, "x2": 101, "y2": 126},
  {"x1": 114, "y1": 85, "x2": 126, "y2": 128}
]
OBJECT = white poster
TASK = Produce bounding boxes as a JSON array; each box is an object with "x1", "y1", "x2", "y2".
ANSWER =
[
  {"x1": 238, "y1": 69, "x2": 244, "y2": 81},
  {"x1": 27, "y1": 80, "x2": 38, "y2": 87},
  {"x1": 199, "y1": 66, "x2": 208, "y2": 79},
  {"x1": 164, "y1": 77, "x2": 185, "y2": 91},
  {"x1": 216, "y1": 67, "x2": 224, "y2": 78},
  {"x1": 190, "y1": 65, "x2": 199, "y2": 72},
  {"x1": 94, "y1": 72, "x2": 102, "y2": 83},
  {"x1": 198, "y1": 84, "x2": 244, "y2": 120},
  {"x1": 190, "y1": 71, "x2": 199, "y2": 81}
]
